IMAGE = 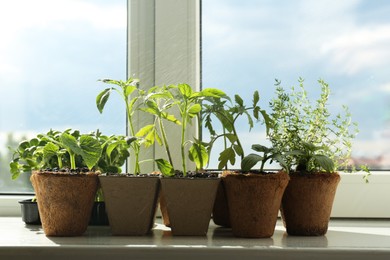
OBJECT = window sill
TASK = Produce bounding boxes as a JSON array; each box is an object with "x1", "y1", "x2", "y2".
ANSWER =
[{"x1": 1, "y1": 217, "x2": 390, "y2": 260}]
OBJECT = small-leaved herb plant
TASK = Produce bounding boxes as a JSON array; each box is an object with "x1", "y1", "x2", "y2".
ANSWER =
[
  {"x1": 268, "y1": 78, "x2": 364, "y2": 175},
  {"x1": 138, "y1": 84, "x2": 226, "y2": 176}
]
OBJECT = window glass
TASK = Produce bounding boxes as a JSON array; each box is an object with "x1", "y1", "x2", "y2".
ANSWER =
[
  {"x1": 202, "y1": 0, "x2": 390, "y2": 170},
  {"x1": 0, "y1": 0, "x2": 126, "y2": 193}
]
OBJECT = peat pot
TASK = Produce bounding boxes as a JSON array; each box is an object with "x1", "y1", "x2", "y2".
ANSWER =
[
  {"x1": 30, "y1": 170, "x2": 99, "y2": 236},
  {"x1": 160, "y1": 177, "x2": 220, "y2": 236},
  {"x1": 223, "y1": 171, "x2": 290, "y2": 238},
  {"x1": 280, "y1": 172, "x2": 341, "y2": 236},
  {"x1": 99, "y1": 174, "x2": 160, "y2": 236}
]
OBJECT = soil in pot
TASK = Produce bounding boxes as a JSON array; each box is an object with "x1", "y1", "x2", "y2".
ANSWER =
[
  {"x1": 160, "y1": 173, "x2": 220, "y2": 236},
  {"x1": 30, "y1": 170, "x2": 99, "y2": 236},
  {"x1": 223, "y1": 171, "x2": 290, "y2": 238},
  {"x1": 99, "y1": 174, "x2": 160, "y2": 236},
  {"x1": 280, "y1": 172, "x2": 340, "y2": 236}
]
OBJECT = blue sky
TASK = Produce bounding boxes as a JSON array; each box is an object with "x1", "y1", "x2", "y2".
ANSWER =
[
  {"x1": 0, "y1": 0, "x2": 389, "y2": 168},
  {"x1": 0, "y1": 0, "x2": 127, "y2": 151},
  {"x1": 202, "y1": 0, "x2": 390, "y2": 164}
]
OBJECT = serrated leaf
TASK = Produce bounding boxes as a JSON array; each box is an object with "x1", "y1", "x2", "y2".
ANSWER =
[
  {"x1": 218, "y1": 147, "x2": 236, "y2": 169},
  {"x1": 224, "y1": 133, "x2": 238, "y2": 143},
  {"x1": 244, "y1": 110, "x2": 254, "y2": 129}
]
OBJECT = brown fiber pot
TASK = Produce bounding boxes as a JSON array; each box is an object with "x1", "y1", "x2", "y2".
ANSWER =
[
  {"x1": 30, "y1": 171, "x2": 98, "y2": 236},
  {"x1": 223, "y1": 171, "x2": 290, "y2": 238},
  {"x1": 99, "y1": 175, "x2": 160, "y2": 236},
  {"x1": 160, "y1": 177, "x2": 220, "y2": 236},
  {"x1": 280, "y1": 172, "x2": 341, "y2": 236}
]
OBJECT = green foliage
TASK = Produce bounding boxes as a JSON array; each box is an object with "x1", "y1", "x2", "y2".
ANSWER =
[
  {"x1": 241, "y1": 144, "x2": 289, "y2": 173},
  {"x1": 9, "y1": 129, "x2": 131, "y2": 179},
  {"x1": 268, "y1": 78, "x2": 359, "y2": 173},
  {"x1": 202, "y1": 90, "x2": 272, "y2": 170},
  {"x1": 97, "y1": 78, "x2": 144, "y2": 174},
  {"x1": 139, "y1": 84, "x2": 226, "y2": 176}
]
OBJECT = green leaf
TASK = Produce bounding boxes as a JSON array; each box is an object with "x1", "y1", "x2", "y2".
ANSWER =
[
  {"x1": 79, "y1": 135, "x2": 102, "y2": 170},
  {"x1": 43, "y1": 142, "x2": 59, "y2": 161},
  {"x1": 302, "y1": 141, "x2": 319, "y2": 152},
  {"x1": 201, "y1": 88, "x2": 226, "y2": 98},
  {"x1": 251, "y1": 144, "x2": 270, "y2": 153},
  {"x1": 218, "y1": 147, "x2": 236, "y2": 170},
  {"x1": 233, "y1": 144, "x2": 243, "y2": 157},
  {"x1": 136, "y1": 124, "x2": 155, "y2": 137},
  {"x1": 253, "y1": 91, "x2": 260, "y2": 107},
  {"x1": 106, "y1": 142, "x2": 121, "y2": 160},
  {"x1": 60, "y1": 133, "x2": 80, "y2": 154},
  {"x1": 10, "y1": 161, "x2": 21, "y2": 180},
  {"x1": 162, "y1": 112, "x2": 181, "y2": 125},
  {"x1": 260, "y1": 109, "x2": 273, "y2": 135},
  {"x1": 124, "y1": 85, "x2": 137, "y2": 97},
  {"x1": 155, "y1": 158, "x2": 175, "y2": 177},
  {"x1": 144, "y1": 128, "x2": 157, "y2": 147},
  {"x1": 60, "y1": 133, "x2": 102, "y2": 170},
  {"x1": 96, "y1": 88, "x2": 111, "y2": 113},
  {"x1": 188, "y1": 104, "x2": 201, "y2": 117},
  {"x1": 272, "y1": 154, "x2": 289, "y2": 172},
  {"x1": 178, "y1": 83, "x2": 193, "y2": 98},
  {"x1": 241, "y1": 154, "x2": 263, "y2": 172},
  {"x1": 224, "y1": 133, "x2": 238, "y2": 143},
  {"x1": 188, "y1": 143, "x2": 209, "y2": 170},
  {"x1": 235, "y1": 94, "x2": 244, "y2": 107},
  {"x1": 313, "y1": 154, "x2": 334, "y2": 172}
]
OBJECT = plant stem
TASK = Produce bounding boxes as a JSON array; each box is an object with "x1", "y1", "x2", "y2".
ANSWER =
[
  {"x1": 57, "y1": 155, "x2": 63, "y2": 169},
  {"x1": 158, "y1": 118, "x2": 174, "y2": 168},
  {"x1": 181, "y1": 113, "x2": 187, "y2": 175},
  {"x1": 69, "y1": 153, "x2": 76, "y2": 170}
]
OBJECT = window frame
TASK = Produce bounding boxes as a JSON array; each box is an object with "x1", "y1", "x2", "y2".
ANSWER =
[{"x1": 2, "y1": 0, "x2": 389, "y2": 218}]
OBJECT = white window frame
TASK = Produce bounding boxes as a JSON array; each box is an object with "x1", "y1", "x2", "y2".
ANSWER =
[
  {"x1": 2, "y1": 0, "x2": 389, "y2": 218},
  {"x1": 127, "y1": 0, "x2": 200, "y2": 173}
]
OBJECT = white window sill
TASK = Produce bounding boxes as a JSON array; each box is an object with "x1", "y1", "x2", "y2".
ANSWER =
[{"x1": 1, "y1": 217, "x2": 390, "y2": 260}]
